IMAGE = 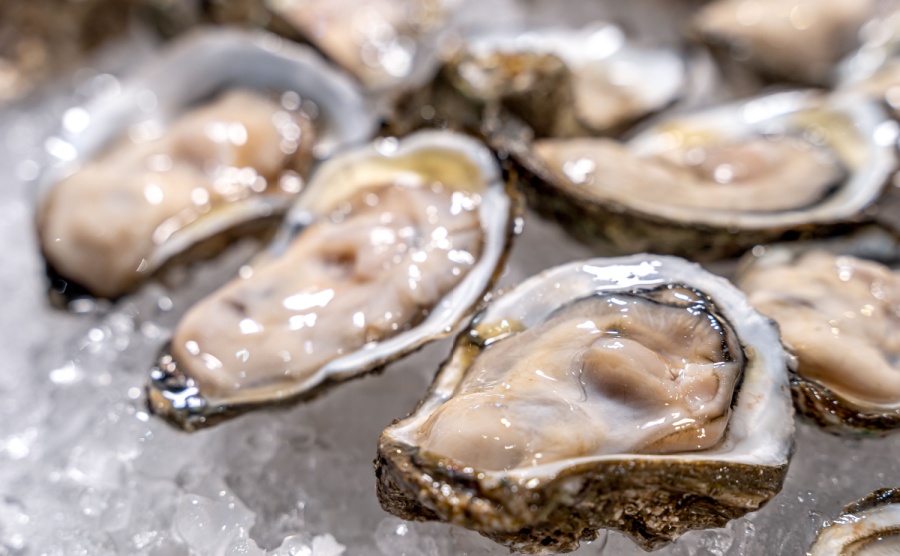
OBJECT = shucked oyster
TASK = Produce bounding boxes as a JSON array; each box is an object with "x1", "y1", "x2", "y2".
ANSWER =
[
  {"x1": 513, "y1": 90, "x2": 897, "y2": 260},
  {"x1": 835, "y1": 6, "x2": 900, "y2": 118},
  {"x1": 809, "y1": 488, "x2": 900, "y2": 555},
  {"x1": 736, "y1": 246, "x2": 900, "y2": 435},
  {"x1": 36, "y1": 30, "x2": 375, "y2": 302},
  {"x1": 266, "y1": 0, "x2": 450, "y2": 91},
  {"x1": 443, "y1": 23, "x2": 687, "y2": 138},
  {"x1": 689, "y1": 0, "x2": 877, "y2": 85},
  {"x1": 39, "y1": 90, "x2": 316, "y2": 300},
  {"x1": 377, "y1": 255, "x2": 793, "y2": 553},
  {"x1": 148, "y1": 130, "x2": 518, "y2": 430}
]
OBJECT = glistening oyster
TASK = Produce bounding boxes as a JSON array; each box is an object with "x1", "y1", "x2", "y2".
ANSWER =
[
  {"x1": 506, "y1": 89, "x2": 897, "y2": 260},
  {"x1": 736, "y1": 244, "x2": 900, "y2": 435},
  {"x1": 37, "y1": 29, "x2": 376, "y2": 303},
  {"x1": 376, "y1": 255, "x2": 794, "y2": 553},
  {"x1": 809, "y1": 488, "x2": 900, "y2": 555},
  {"x1": 148, "y1": 130, "x2": 520, "y2": 430},
  {"x1": 442, "y1": 22, "x2": 687, "y2": 137}
]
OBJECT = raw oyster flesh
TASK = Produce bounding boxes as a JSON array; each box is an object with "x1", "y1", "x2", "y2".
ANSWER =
[
  {"x1": 266, "y1": 0, "x2": 448, "y2": 90},
  {"x1": 690, "y1": 0, "x2": 877, "y2": 85},
  {"x1": 444, "y1": 23, "x2": 686, "y2": 137},
  {"x1": 377, "y1": 255, "x2": 793, "y2": 553},
  {"x1": 515, "y1": 90, "x2": 897, "y2": 259},
  {"x1": 148, "y1": 130, "x2": 518, "y2": 430},
  {"x1": 38, "y1": 89, "x2": 316, "y2": 300},
  {"x1": 737, "y1": 247, "x2": 900, "y2": 434},
  {"x1": 809, "y1": 488, "x2": 900, "y2": 555}
]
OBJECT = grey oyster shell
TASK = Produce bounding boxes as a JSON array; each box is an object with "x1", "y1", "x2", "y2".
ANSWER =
[{"x1": 376, "y1": 254, "x2": 793, "y2": 553}]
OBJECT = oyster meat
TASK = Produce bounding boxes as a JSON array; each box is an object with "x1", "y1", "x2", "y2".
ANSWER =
[
  {"x1": 736, "y1": 247, "x2": 900, "y2": 434},
  {"x1": 444, "y1": 23, "x2": 687, "y2": 137},
  {"x1": 809, "y1": 488, "x2": 900, "y2": 555},
  {"x1": 377, "y1": 255, "x2": 793, "y2": 553},
  {"x1": 689, "y1": 0, "x2": 877, "y2": 85},
  {"x1": 511, "y1": 90, "x2": 897, "y2": 259},
  {"x1": 39, "y1": 90, "x2": 315, "y2": 299},
  {"x1": 36, "y1": 30, "x2": 376, "y2": 302},
  {"x1": 148, "y1": 130, "x2": 518, "y2": 430},
  {"x1": 266, "y1": 0, "x2": 449, "y2": 91},
  {"x1": 836, "y1": 6, "x2": 900, "y2": 117}
]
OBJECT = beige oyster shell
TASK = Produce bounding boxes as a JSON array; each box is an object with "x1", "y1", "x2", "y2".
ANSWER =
[
  {"x1": 148, "y1": 130, "x2": 519, "y2": 430},
  {"x1": 504, "y1": 89, "x2": 897, "y2": 261},
  {"x1": 809, "y1": 488, "x2": 900, "y2": 555},
  {"x1": 689, "y1": 0, "x2": 876, "y2": 85},
  {"x1": 442, "y1": 22, "x2": 687, "y2": 138},
  {"x1": 736, "y1": 245, "x2": 900, "y2": 435},
  {"x1": 376, "y1": 254, "x2": 793, "y2": 553},
  {"x1": 36, "y1": 30, "x2": 376, "y2": 304}
]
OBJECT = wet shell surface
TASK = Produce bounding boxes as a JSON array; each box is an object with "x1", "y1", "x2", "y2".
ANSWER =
[
  {"x1": 37, "y1": 29, "x2": 376, "y2": 303},
  {"x1": 735, "y1": 240, "x2": 900, "y2": 435},
  {"x1": 689, "y1": 0, "x2": 876, "y2": 85},
  {"x1": 809, "y1": 488, "x2": 900, "y2": 555},
  {"x1": 442, "y1": 22, "x2": 687, "y2": 137},
  {"x1": 147, "y1": 130, "x2": 519, "y2": 430},
  {"x1": 376, "y1": 254, "x2": 793, "y2": 553},
  {"x1": 502, "y1": 89, "x2": 898, "y2": 260}
]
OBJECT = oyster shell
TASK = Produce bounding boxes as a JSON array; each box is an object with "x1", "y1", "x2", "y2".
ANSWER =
[
  {"x1": 508, "y1": 89, "x2": 897, "y2": 260},
  {"x1": 689, "y1": 0, "x2": 877, "y2": 85},
  {"x1": 148, "y1": 130, "x2": 519, "y2": 430},
  {"x1": 736, "y1": 245, "x2": 900, "y2": 435},
  {"x1": 442, "y1": 23, "x2": 687, "y2": 137},
  {"x1": 37, "y1": 29, "x2": 376, "y2": 303},
  {"x1": 835, "y1": 6, "x2": 900, "y2": 117},
  {"x1": 266, "y1": 0, "x2": 450, "y2": 92},
  {"x1": 809, "y1": 488, "x2": 900, "y2": 555},
  {"x1": 376, "y1": 255, "x2": 793, "y2": 553}
]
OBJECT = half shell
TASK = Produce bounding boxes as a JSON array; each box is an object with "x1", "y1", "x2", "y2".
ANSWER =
[
  {"x1": 376, "y1": 254, "x2": 793, "y2": 553},
  {"x1": 809, "y1": 488, "x2": 900, "y2": 555},
  {"x1": 442, "y1": 22, "x2": 687, "y2": 137},
  {"x1": 736, "y1": 239, "x2": 900, "y2": 435},
  {"x1": 37, "y1": 29, "x2": 376, "y2": 303},
  {"x1": 148, "y1": 130, "x2": 520, "y2": 430},
  {"x1": 506, "y1": 89, "x2": 897, "y2": 260}
]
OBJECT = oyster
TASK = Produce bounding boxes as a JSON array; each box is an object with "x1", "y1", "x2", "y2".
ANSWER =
[
  {"x1": 836, "y1": 6, "x2": 900, "y2": 117},
  {"x1": 689, "y1": 0, "x2": 877, "y2": 85},
  {"x1": 148, "y1": 130, "x2": 519, "y2": 430},
  {"x1": 266, "y1": 0, "x2": 449, "y2": 91},
  {"x1": 809, "y1": 488, "x2": 900, "y2": 555},
  {"x1": 39, "y1": 90, "x2": 315, "y2": 300},
  {"x1": 736, "y1": 246, "x2": 900, "y2": 435},
  {"x1": 376, "y1": 255, "x2": 793, "y2": 553},
  {"x1": 37, "y1": 30, "x2": 376, "y2": 302},
  {"x1": 442, "y1": 23, "x2": 687, "y2": 137},
  {"x1": 508, "y1": 89, "x2": 897, "y2": 260}
]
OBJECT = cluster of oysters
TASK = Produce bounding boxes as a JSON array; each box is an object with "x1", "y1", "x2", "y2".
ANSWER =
[{"x1": 27, "y1": 0, "x2": 900, "y2": 553}]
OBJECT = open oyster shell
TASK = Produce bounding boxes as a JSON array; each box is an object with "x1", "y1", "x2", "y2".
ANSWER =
[
  {"x1": 809, "y1": 488, "x2": 900, "y2": 555},
  {"x1": 376, "y1": 255, "x2": 793, "y2": 553},
  {"x1": 265, "y1": 0, "x2": 452, "y2": 93},
  {"x1": 148, "y1": 130, "x2": 520, "y2": 430},
  {"x1": 688, "y1": 0, "x2": 877, "y2": 86},
  {"x1": 441, "y1": 22, "x2": 687, "y2": 138},
  {"x1": 835, "y1": 5, "x2": 900, "y2": 118},
  {"x1": 504, "y1": 89, "x2": 897, "y2": 261},
  {"x1": 735, "y1": 239, "x2": 900, "y2": 435},
  {"x1": 36, "y1": 29, "x2": 376, "y2": 304}
]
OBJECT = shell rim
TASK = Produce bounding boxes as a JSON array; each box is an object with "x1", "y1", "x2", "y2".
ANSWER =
[{"x1": 382, "y1": 254, "x2": 794, "y2": 483}]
